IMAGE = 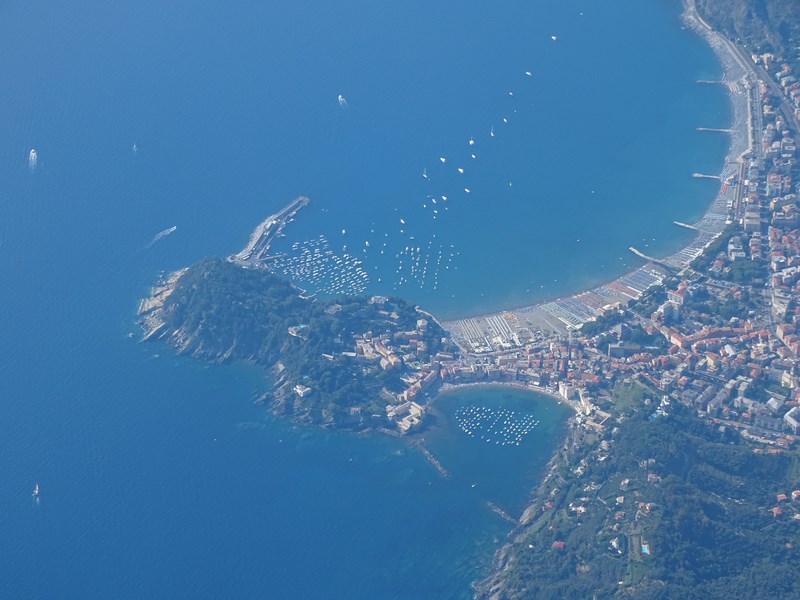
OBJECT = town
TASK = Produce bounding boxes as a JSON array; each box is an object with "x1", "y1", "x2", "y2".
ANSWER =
[{"x1": 421, "y1": 2, "x2": 800, "y2": 454}]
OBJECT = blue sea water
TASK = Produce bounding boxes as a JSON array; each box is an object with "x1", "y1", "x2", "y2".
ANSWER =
[{"x1": 0, "y1": 0, "x2": 728, "y2": 597}]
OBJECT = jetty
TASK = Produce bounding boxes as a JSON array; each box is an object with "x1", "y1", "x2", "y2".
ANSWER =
[
  {"x1": 673, "y1": 221, "x2": 699, "y2": 231},
  {"x1": 415, "y1": 440, "x2": 451, "y2": 478},
  {"x1": 232, "y1": 196, "x2": 309, "y2": 264},
  {"x1": 628, "y1": 247, "x2": 657, "y2": 262},
  {"x1": 696, "y1": 127, "x2": 733, "y2": 133},
  {"x1": 692, "y1": 173, "x2": 721, "y2": 180},
  {"x1": 628, "y1": 247, "x2": 678, "y2": 273},
  {"x1": 487, "y1": 501, "x2": 519, "y2": 526}
]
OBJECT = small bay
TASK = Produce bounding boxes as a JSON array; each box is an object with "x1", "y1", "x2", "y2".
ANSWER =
[{"x1": 425, "y1": 386, "x2": 573, "y2": 516}]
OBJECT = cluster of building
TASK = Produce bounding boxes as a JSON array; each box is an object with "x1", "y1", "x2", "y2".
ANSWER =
[
  {"x1": 752, "y1": 53, "x2": 800, "y2": 123},
  {"x1": 654, "y1": 54, "x2": 800, "y2": 444},
  {"x1": 434, "y1": 44, "x2": 800, "y2": 447},
  {"x1": 294, "y1": 296, "x2": 454, "y2": 433},
  {"x1": 495, "y1": 15, "x2": 800, "y2": 583},
  {"x1": 286, "y1": 27, "x2": 800, "y2": 443}
]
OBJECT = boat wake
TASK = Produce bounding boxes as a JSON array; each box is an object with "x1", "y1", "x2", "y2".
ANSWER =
[{"x1": 146, "y1": 225, "x2": 177, "y2": 248}]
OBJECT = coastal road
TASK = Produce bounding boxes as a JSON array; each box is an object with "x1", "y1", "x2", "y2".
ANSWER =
[{"x1": 749, "y1": 61, "x2": 800, "y2": 134}]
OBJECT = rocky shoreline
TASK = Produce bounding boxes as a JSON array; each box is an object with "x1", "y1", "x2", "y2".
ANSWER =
[
  {"x1": 473, "y1": 423, "x2": 585, "y2": 599},
  {"x1": 137, "y1": 268, "x2": 188, "y2": 341}
]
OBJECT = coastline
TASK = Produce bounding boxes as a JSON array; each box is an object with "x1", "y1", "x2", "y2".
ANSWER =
[
  {"x1": 420, "y1": 381, "x2": 579, "y2": 515},
  {"x1": 470, "y1": 2, "x2": 761, "y2": 596},
  {"x1": 443, "y1": 0, "x2": 754, "y2": 353}
]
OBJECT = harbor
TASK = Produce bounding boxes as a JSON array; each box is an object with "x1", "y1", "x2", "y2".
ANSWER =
[{"x1": 231, "y1": 195, "x2": 309, "y2": 264}]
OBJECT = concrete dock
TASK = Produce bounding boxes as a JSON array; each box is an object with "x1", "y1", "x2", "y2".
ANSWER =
[{"x1": 232, "y1": 196, "x2": 309, "y2": 264}]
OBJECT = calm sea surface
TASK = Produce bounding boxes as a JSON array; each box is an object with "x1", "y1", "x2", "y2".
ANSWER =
[{"x1": 0, "y1": 1, "x2": 726, "y2": 597}]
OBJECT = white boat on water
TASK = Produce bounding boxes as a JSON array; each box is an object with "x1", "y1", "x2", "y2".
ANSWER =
[
  {"x1": 28, "y1": 148, "x2": 38, "y2": 170},
  {"x1": 32, "y1": 483, "x2": 39, "y2": 497},
  {"x1": 422, "y1": 167, "x2": 428, "y2": 179},
  {"x1": 490, "y1": 126, "x2": 494, "y2": 137},
  {"x1": 147, "y1": 225, "x2": 177, "y2": 248}
]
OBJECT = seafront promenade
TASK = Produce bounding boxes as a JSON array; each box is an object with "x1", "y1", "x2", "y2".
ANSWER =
[{"x1": 443, "y1": 2, "x2": 754, "y2": 354}]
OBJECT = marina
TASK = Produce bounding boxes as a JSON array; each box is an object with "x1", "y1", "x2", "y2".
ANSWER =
[{"x1": 455, "y1": 405, "x2": 540, "y2": 447}]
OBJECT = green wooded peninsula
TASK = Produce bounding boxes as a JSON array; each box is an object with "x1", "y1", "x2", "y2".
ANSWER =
[{"x1": 139, "y1": 257, "x2": 455, "y2": 431}]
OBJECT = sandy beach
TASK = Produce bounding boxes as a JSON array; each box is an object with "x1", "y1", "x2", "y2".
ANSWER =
[{"x1": 443, "y1": 0, "x2": 756, "y2": 354}]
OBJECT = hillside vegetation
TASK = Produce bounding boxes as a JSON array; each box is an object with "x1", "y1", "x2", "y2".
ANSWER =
[
  {"x1": 694, "y1": 0, "x2": 800, "y2": 58},
  {"x1": 157, "y1": 258, "x2": 447, "y2": 428},
  {"x1": 478, "y1": 399, "x2": 800, "y2": 599}
]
